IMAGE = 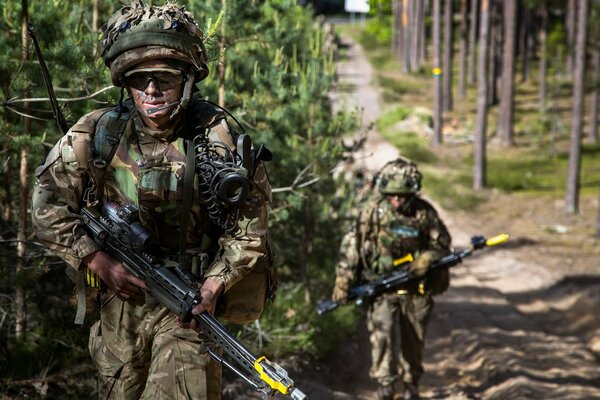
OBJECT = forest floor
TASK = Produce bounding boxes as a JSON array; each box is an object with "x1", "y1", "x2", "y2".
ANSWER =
[{"x1": 287, "y1": 32, "x2": 600, "y2": 400}]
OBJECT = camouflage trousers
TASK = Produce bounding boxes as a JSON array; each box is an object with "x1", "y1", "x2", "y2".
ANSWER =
[
  {"x1": 88, "y1": 290, "x2": 222, "y2": 399},
  {"x1": 367, "y1": 292, "x2": 434, "y2": 387}
]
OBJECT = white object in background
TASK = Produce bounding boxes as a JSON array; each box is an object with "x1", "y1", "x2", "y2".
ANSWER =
[{"x1": 345, "y1": 0, "x2": 370, "y2": 13}]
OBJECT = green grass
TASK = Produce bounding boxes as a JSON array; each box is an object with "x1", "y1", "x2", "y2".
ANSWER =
[
  {"x1": 425, "y1": 172, "x2": 487, "y2": 210},
  {"x1": 487, "y1": 144, "x2": 600, "y2": 194}
]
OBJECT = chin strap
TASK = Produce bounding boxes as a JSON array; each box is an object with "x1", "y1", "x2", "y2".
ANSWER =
[{"x1": 170, "y1": 70, "x2": 196, "y2": 119}]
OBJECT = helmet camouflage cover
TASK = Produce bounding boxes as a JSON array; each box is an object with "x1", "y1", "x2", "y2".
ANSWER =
[
  {"x1": 101, "y1": 0, "x2": 209, "y2": 86},
  {"x1": 376, "y1": 157, "x2": 422, "y2": 195}
]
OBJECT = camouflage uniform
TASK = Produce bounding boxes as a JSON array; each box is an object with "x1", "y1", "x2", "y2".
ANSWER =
[
  {"x1": 31, "y1": 3, "x2": 271, "y2": 399},
  {"x1": 333, "y1": 158, "x2": 451, "y2": 398}
]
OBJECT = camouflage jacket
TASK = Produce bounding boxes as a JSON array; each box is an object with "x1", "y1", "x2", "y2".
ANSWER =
[
  {"x1": 336, "y1": 194, "x2": 451, "y2": 289},
  {"x1": 31, "y1": 104, "x2": 271, "y2": 293}
]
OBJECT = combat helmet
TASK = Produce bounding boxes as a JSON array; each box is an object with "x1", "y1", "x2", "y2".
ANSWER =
[
  {"x1": 101, "y1": 1, "x2": 209, "y2": 114},
  {"x1": 376, "y1": 157, "x2": 422, "y2": 195}
]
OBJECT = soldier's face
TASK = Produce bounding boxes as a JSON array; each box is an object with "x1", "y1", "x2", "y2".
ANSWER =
[
  {"x1": 125, "y1": 59, "x2": 185, "y2": 129},
  {"x1": 388, "y1": 194, "x2": 409, "y2": 209}
]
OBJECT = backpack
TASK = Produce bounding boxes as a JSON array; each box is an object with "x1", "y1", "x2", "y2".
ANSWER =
[{"x1": 70, "y1": 98, "x2": 276, "y2": 325}]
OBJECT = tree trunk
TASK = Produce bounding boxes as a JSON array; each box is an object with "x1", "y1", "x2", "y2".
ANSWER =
[
  {"x1": 218, "y1": 0, "x2": 227, "y2": 107},
  {"x1": 410, "y1": 0, "x2": 420, "y2": 70},
  {"x1": 468, "y1": 0, "x2": 478, "y2": 85},
  {"x1": 1, "y1": 156, "x2": 10, "y2": 222},
  {"x1": 497, "y1": 0, "x2": 516, "y2": 146},
  {"x1": 442, "y1": 0, "x2": 453, "y2": 111},
  {"x1": 421, "y1": 0, "x2": 429, "y2": 64},
  {"x1": 432, "y1": 0, "x2": 443, "y2": 146},
  {"x1": 16, "y1": 0, "x2": 30, "y2": 340},
  {"x1": 588, "y1": 49, "x2": 599, "y2": 143},
  {"x1": 402, "y1": 0, "x2": 411, "y2": 72},
  {"x1": 416, "y1": 0, "x2": 425, "y2": 68},
  {"x1": 458, "y1": 0, "x2": 468, "y2": 99},
  {"x1": 565, "y1": 0, "x2": 588, "y2": 214},
  {"x1": 519, "y1": 7, "x2": 532, "y2": 82},
  {"x1": 487, "y1": 0, "x2": 498, "y2": 107},
  {"x1": 92, "y1": 0, "x2": 99, "y2": 59},
  {"x1": 539, "y1": 5, "x2": 548, "y2": 112},
  {"x1": 566, "y1": 0, "x2": 577, "y2": 77},
  {"x1": 392, "y1": 0, "x2": 401, "y2": 58},
  {"x1": 596, "y1": 182, "x2": 600, "y2": 237},
  {"x1": 473, "y1": 0, "x2": 490, "y2": 190}
]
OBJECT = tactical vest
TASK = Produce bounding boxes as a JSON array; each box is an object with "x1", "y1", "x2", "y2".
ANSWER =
[
  {"x1": 360, "y1": 198, "x2": 449, "y2": 295},
  {"x1": 69, "y1": 98, "x2": 275, "y2": 325}
]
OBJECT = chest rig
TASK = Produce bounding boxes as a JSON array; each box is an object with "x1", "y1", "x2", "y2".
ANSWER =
[{"x1": 70, "y1": 97, "x2": 274, "y2": 324}]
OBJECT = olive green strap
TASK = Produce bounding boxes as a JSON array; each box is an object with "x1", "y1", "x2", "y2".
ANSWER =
[
  {"x1": 179, "y1": 138, "x2": 196, "y2": 269},
  {"x1": 65, "y1": 267, "x2": 87, "y2": 325}
]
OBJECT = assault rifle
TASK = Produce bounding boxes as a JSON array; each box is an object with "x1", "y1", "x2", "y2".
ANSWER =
[
  {"x1": 81, "y1": 202, "x2": 306, "y2": 400},
  {"x1": 317, "y1": 234, "x2": 509, "y2": 316}
]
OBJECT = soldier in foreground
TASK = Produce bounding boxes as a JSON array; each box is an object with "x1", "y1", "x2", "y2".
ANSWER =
[
  {"x1": 31, "y1": 2, "x2": 273, "y2": 399},
  {"x1": 332, "y1": 157, "x2": 451, "y2": 400}
]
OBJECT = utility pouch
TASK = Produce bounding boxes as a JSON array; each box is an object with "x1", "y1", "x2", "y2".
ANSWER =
[{"x1": 216, "y1": 244, "x2": 276, "y2": 325}]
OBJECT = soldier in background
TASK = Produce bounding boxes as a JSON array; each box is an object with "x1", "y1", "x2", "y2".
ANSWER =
[{"x1": 332, "y1": 157, "x2": 451, "y2": 400}]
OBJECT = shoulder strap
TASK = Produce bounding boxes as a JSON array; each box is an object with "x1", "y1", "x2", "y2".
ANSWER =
[
  {"x1": 78, "y1": 103, "x2": 133, "y2": 207},
  {"x1": 68, "y1": 103, "x2": 133, "y2": 325},
  {"x1": 93, "y1": 103, "x2": 134, "y2": 165}
]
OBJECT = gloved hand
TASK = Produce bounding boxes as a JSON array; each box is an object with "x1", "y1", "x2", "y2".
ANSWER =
[
  {"x1": 409, "y1": 251, "x2": 435, "y2": 277},
  {"x1": 331, "y1": 275, "x2": 351, "y2": 303}
]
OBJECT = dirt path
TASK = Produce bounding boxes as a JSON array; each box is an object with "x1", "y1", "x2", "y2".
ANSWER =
[{"x1": 303, "y1": 33, "x2": 600, "y2": 400}]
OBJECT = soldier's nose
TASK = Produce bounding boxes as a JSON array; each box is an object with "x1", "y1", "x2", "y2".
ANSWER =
[{"x1": 144, "y1": 79, "x2": 161, "y2": 95}]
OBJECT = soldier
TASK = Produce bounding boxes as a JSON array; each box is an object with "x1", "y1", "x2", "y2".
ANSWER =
[
  {"x1": 31, "y1": 2, "x2": 271, "y2": 399},
  {"x1": 332, "y1": 157, "x2": 451, "y2": 400}
]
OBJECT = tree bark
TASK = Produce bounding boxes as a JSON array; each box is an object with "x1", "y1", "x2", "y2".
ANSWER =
[
  {"x1": 497, "y1": 0, "x2": 516, "y2": 146},
  {"x1": 420, "y1": 0, "x2": 429, "y2": 65},
  {"x1": 392, "y1": 0, "x2": 401, "y2": 57},
  {"x1": 16, "y1": 0, "x2": 30, "y2": 340},
  {"x1": 473, "y1": 0, "x2": 490, "y2": 190},
  {"x1": 588, "y1": 49, "x2": 599, "y2": 144},
  {"x1": 596, "y1": 182, "x2": 600, "y2": 237},
  {"x1": 432, "y1": 0, "x2": 443, "y2": 146},
  {"x1": 539, "y1": 5, "x2": 548, "y2": 112},
  {"x1": 218, "y1": 0, "x2": 227, "y2": 107},
  {"x1": 494, "y1": 0, "x2": 503, "y2": 106},
  {"x1": 566, "y1": 0, "x2": 577, "y2": 77},
  {"x1": 402, "y1": 0, "x2": 411, "y2": 72},
  {"x1": 415, "y1": 0, "x2": 425, "y2": 69},
  {"x1": 92, "y1": 0, "x2": 99, "y2": 59},
  {"x1": 458, "y1": 0, "x2": 468, "y2": 99},
  {"x1": 410, "y1": 0, "x2": 420, "y2": 70},
  {"x1": 518, "y1": 7, "x2": 531, "y2": 82},
  {"x1": 480, "y1": 0, "x2": 497, "y2": 107},
  {"x1": 468, "y1": 0, "x2": 478, "y2": 85},
  {"x1": 442, "y1": 0, "x2": 453, "y2": 111},
  {"x1": 565, "y1": 0, "x2": 588, "y2": 214}
]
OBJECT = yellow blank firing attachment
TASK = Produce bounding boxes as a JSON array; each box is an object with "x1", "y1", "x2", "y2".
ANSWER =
[
  {"x1": 254, "y1": 356, "x2": 292, "y2": 395},
  {"x1": 485, "y1": 233, "x2": 509, "y2": 247}
]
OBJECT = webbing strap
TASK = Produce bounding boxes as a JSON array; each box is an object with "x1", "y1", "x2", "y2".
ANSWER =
[
  {"x1": 74, "y1": 272, "x2": 87, "y2": 325},
  {"x1": 179, "y1": 138, "x2": 196, "y2": 269},
  {"x1": 65, "y1": 267, "x2": 87, "y2": 325}
]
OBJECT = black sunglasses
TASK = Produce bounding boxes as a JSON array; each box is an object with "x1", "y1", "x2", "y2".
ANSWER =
[{"x1": 123, "y1": 67, "x2": 184, "y2": 92}]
